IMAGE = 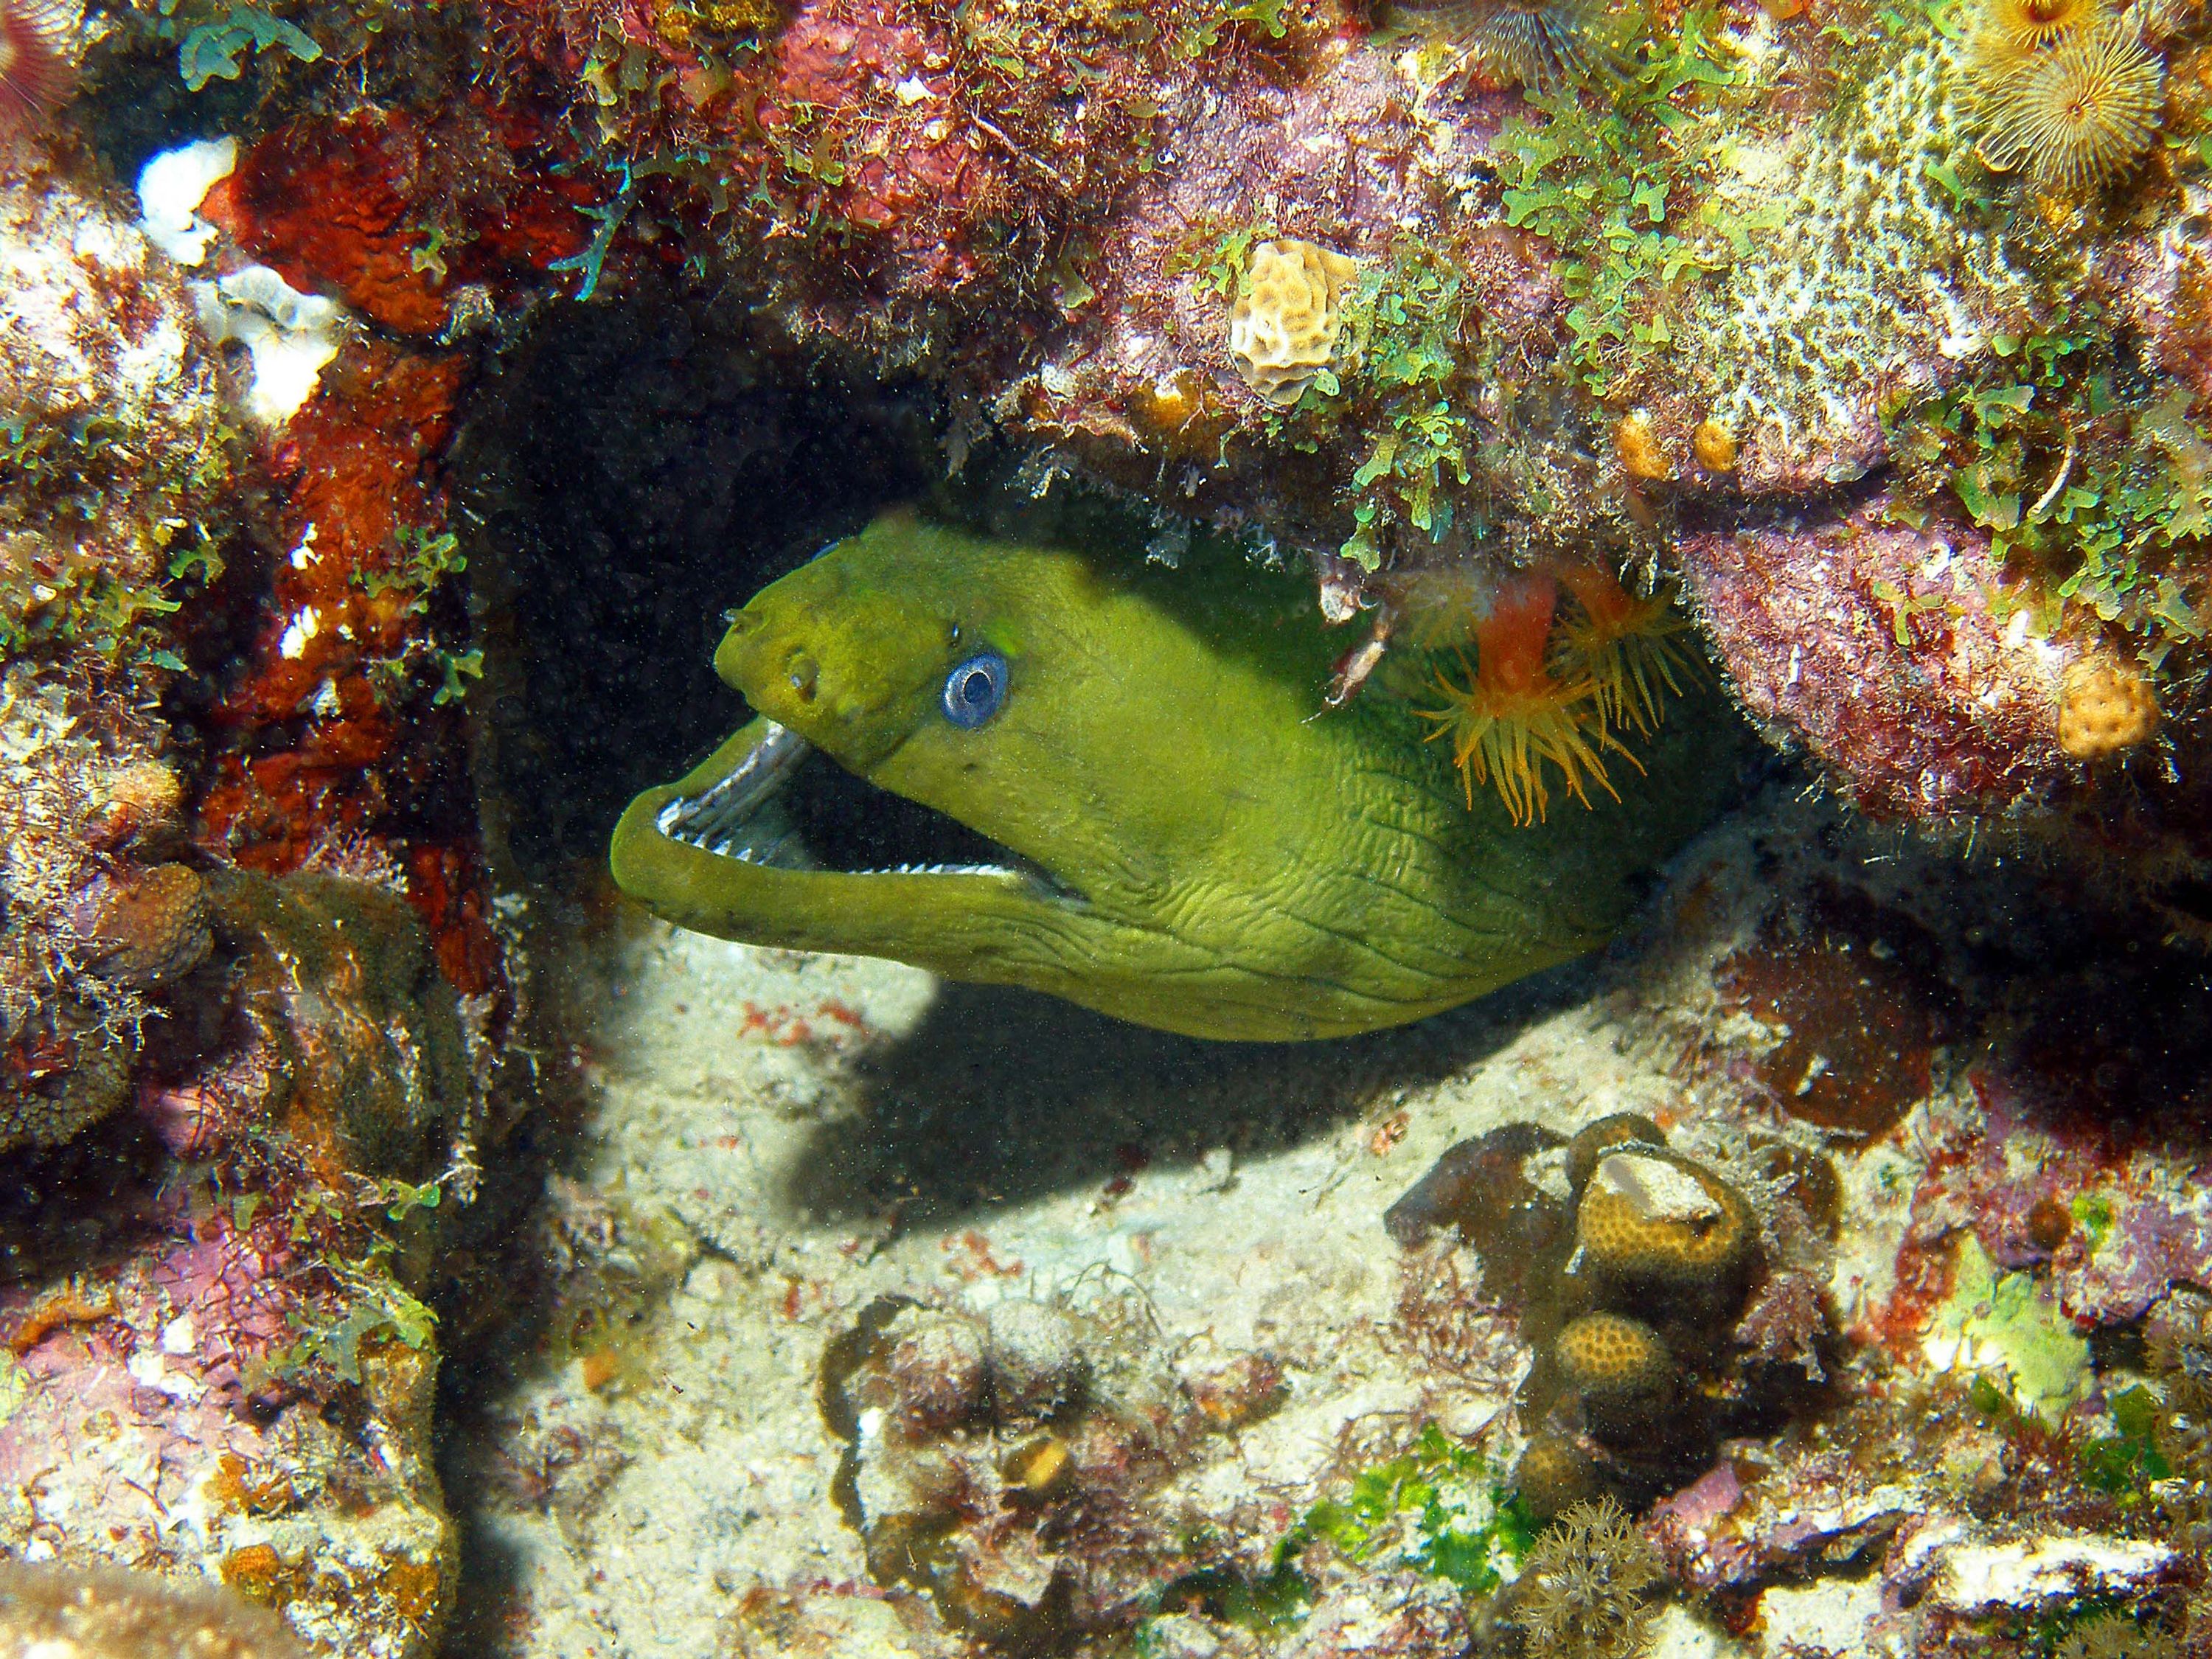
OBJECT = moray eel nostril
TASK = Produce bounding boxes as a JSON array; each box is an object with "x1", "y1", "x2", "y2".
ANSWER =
[
  {"x1": 610, "y1": 512, "x2": 1755, "y2": 1041},
  {"x1": 785, "y1": 649, "x2": 819, "y2": 701}
]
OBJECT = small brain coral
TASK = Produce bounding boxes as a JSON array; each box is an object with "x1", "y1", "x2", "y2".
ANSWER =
[
  {"x1": 1514, "y1": 1497, "x2": 1669, "y2": 1659},
  {"x1": 1226, "y1": 238, "x2": 1359, "y2": 408},
  {"x1": 2058, "y1": 650, "x2": 2161, "y2": 757}
]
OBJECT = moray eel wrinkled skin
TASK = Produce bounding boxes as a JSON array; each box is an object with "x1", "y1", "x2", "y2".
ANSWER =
[{"x1": 610, "y1": 515, "x2": 1746, "y2": 1040}]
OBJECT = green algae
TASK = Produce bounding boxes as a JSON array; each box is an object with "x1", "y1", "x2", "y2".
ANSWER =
[
  {"x1": 1931, "y1": 1234, "x2": 2092, "y2": 1425},
  {"x1": 1491, "y1": 5, "x2": 1739, "y2": 398},
  {"x1": 0, "y1": 414, "x2": 229, "y2": 671},
  {"x1": 1147, "y1": 1425, "x2": 1534, "y2": 1641},
  {"x1": 1890, "y1": 313, "x2": 2212, "y2": 665},
  {"x1": 2075, "y1": 1383, "x2": 2172, "y2": 1503},
  {"x1": 171, "y1": 3, "x2": 324, "y2": 91},
  {"x1": 1286, "y1": 1424, "x2": 1539, "y2": 1599}
]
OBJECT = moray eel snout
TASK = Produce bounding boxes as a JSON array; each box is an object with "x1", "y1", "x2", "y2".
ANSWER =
[{"x1": 611, "y1": 514, "x2": 1747, "y2": 1041}]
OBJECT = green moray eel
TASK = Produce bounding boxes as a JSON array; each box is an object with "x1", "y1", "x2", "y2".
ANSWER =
[{"x1": 610, "y1": 514, "x2": 1747, "y2": 1041}]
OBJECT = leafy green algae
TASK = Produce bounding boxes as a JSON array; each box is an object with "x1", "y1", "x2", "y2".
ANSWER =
[
  {"x1": 1147, "y1": 1425, "x2": 1535, "y2": 1641},
  {"x1": 1889, "y1": 306, "x2": 2212, "y2": 663},
  {"x1": 1930, "y1": 1234, "x2": 2091, "y2": 1425},
  {"x1": 1491, "y1": 6, "x2": 1739, "y2": 397}
]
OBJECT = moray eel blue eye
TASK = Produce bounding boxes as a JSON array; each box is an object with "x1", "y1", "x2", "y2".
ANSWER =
[{"x1": 942, "y1": 652, "x2": 1007, "y2": 728}]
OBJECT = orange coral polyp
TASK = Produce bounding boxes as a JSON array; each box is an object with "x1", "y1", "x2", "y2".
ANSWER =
[
  {"x1": 1483, "y1": 572, "x2": 1566, "y2": 698},
  {"x1": 1416, "y1": 574, "x2": 1626, "y2": 826}
]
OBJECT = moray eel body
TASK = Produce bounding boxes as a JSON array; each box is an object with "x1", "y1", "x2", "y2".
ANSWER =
[{"x1": 611, "y1": 515, "x2": 1745, "y2": 1040}]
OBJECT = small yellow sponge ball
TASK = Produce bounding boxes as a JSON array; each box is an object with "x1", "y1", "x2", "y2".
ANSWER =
[{"x1": 2058, "y1": 652, "x2": 2159, "y2": 759}]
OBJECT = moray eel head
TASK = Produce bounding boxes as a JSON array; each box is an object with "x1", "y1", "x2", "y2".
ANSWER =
[
  {"x1": 612, "y1": 514, "x2": 1744, "y2": 1040},
  {"x1": 612, "y1": 514, "x2": 1241, "y2": 1023}
]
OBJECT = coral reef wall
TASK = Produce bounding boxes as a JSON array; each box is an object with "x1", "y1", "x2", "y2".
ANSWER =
[
  {"x1": 5, "y1": 0, "x2": 2212, "y2": 1648},
  {"x1": 456, "y1": 0, "x2": 2212, "y2": 886}
]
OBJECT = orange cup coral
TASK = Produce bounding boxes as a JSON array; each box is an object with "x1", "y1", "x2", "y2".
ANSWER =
[
  {"x1": 1416, "y1": 572, "x2": 1626, "y2": 825},
  {"x1": 1554, "y1": 563, "x2": 1693, "y2": 737}
]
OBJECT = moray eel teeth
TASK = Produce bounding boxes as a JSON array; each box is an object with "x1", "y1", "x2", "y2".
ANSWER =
[
  {"x1": 655, "y1": 719, "x2": 814, "y2": 866},
  {"x1": 641, "y1": 715, "x2": 1086, "y2": 898}
]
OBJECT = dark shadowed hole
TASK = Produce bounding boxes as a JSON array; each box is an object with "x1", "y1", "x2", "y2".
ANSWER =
[{"x1": 452, "y1": 281, "x2": 937, "y2": 880}]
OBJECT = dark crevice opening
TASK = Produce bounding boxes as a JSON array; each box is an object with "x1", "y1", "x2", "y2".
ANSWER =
[{"x1": 451, "y1": 282, "x2": 941, "y2": 883}]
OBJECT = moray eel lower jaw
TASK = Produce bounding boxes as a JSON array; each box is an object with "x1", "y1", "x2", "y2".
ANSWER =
[{"x1": 610, "y1": 713, "x2": 1095, "y2": 971}]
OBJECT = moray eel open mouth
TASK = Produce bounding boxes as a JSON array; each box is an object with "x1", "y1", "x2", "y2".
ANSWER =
[
  {"x1": 611, "y1": 512, "x2": 1747, "y2": 1041},
  {"x1": 650, "y1": 718, "x2": 1088, "y2": 905}
]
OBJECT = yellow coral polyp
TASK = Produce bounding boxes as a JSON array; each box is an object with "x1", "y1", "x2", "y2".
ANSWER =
[
  {"x1": 1553, "y1": 563, "x2": 1692, "y2": 737},
  {"x1": 1414, "y1": 574, "x2": 1630, "y2": 826}
]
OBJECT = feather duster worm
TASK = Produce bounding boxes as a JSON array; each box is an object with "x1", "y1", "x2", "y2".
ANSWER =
[
  {"x1": 1978, "y1": 18, "x2": 2165, "y2": 191},
  {"x1": 1394, "y1": 0, "x2": 1613, "y2": 89},
  {"x1": 0, "y1": 0, "x2": 77, "y2": 132}
]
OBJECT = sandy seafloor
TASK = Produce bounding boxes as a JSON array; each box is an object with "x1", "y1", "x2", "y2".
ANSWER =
[{"x1": 434, "y1": 787, "x2": 2126, "y2": 1659}]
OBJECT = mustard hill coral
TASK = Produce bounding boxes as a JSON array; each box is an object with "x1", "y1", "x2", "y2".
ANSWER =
[
  {"x1": 1226, "y1": 238, "x2": 1358, "y2": 408},
  {"x1": 1975, "y1": 17, "x2": 2166, "y2": 192},
  {"x1": 1513, "y1": 1428, "x2": 1608, "y2": 1522},
  {"x1": 1391, "y1": 1116, "x2": 1820, "y2": 1523},
  {"x1": 1565, "y1": 1111, "x2": 1667, "y2": 1194},
  {"x1": 1575, "y1": 1145, "x2": 1758, "y2": 1305},
  {"x1": 1554, "y1": 1314, "x2": 1675, "y2": 1438}
]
